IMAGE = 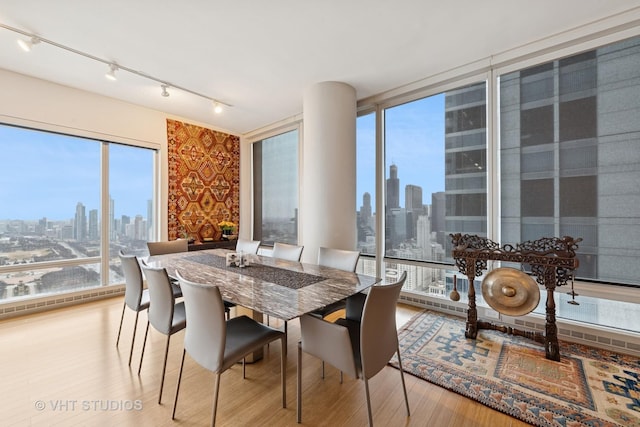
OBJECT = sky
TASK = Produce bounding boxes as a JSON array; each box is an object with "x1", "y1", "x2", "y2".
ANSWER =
[{"x1": 0, "y1": 124, "x2": 153, "y2": 221}]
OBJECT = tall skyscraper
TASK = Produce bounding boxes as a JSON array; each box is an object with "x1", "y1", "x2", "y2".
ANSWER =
[
  {"x1": 444, "y1": 82, "x2": 487, "y2": 256},
  {"x1": 386, "y1": 164, "x2": 400, "y2": 209}
]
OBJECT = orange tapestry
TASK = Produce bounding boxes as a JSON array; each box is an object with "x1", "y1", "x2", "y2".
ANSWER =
[{"x1": 167, "y1": 119, "x2": 240, "y2": 242}]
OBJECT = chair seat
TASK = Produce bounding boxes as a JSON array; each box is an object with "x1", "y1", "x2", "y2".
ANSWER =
[{"x1": 221, "y1": 315, "x2": 284, "y2": 372}]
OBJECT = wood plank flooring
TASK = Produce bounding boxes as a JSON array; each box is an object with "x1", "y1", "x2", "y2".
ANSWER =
[{"x1": 0, "y1": 297, "x2": 531, "y2": 426}]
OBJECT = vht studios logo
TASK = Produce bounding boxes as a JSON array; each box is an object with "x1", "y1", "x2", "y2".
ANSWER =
[{"x1": 34, "y1": 399, "x2": 143, "y2": 411}]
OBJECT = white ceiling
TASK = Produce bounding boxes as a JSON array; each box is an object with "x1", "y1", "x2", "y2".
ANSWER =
[{"x1": 1, "y1": 1, "x2": 640, "y2": 135}]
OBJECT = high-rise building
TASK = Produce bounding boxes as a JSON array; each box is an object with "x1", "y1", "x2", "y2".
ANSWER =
[
  {"x1": 88, "y1": 209, "x2": 99, "y2": 240},
  {"x1": 498, "y1": 42, "x2": 640, "y2": 281},
  {"x1": 431, "y1": 191, "x2": 446, "y2": 247},
  {"x1": 74, "y1": 202, "x2": 87, "y2": 241},
  {"x1": 386, "y1": 164, "x2": 400, "y2": 209},
  {"x1": 405, "y1": 184, "x2": 424, "y2": 240},
  {"x1": 444, "y1": 82, "x2": 487, "y2": 257}
]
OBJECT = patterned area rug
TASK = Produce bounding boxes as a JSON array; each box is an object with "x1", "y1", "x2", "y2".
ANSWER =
[{"x1": 390, "y1": 310, "x2": 640, "y2": 427}]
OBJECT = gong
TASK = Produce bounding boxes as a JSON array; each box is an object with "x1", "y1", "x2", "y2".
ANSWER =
[{"x1": 481, "y1": 267, "x2": 540, "y2": 316}]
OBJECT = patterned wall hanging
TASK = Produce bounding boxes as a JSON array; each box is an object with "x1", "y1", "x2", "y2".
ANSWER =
[{"x1": 167, "y1": 119, "x2": 240, "y2": 242}]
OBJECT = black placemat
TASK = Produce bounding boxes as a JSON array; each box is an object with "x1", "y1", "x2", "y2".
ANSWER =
[{"x1": 188, "y1": 253, "x2": 325, "y2": 289}]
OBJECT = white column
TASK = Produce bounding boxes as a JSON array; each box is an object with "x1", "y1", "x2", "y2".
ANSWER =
[{"x1": 301, "y1": 81, "x2": 357, "y2": 263}]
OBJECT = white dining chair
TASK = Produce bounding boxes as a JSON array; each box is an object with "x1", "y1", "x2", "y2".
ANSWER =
[
  {"x1": 116, "y1": 251, "x2": 150, "y2": 366},
  {"x1": 138, "y1": 262, "x2": 187, "y2": 404},
  {"x1": 272, "y1": 242, "x2": 304, "y2": 262},
  {"x1": 269, "y1": 242, "x2": 304, "y2": 346},
  {"x1": 297, "y1": 271, "x2": 410, "y2": 426},
  {"x1": 172, "y1": 271, "x2": 286, "y2": 426},
  {"x1": 310, "y1": 247, "x2": 360, "y2": 318},
  {"x1": 235, "y1": 238, "x2": 261, "y2": 254},
  {"x1": 147, "y1": 239, "x2": 189, "y2": 256}
]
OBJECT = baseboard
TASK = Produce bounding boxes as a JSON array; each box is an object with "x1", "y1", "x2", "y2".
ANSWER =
[{"x1": 0, "y1": 285, "x2": 125, "y2": 320}]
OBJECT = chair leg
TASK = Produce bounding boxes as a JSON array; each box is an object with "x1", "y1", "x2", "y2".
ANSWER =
[
  {"x1": 296, "y1": 341, "x2": 302, "y2": 423},
  {"x1": 116, "y1": 302, "x2": 126, "y2": 347},
  {"x1": 396, "y1": 347, "x2": 411, "y2": 416},
  {"x1": 137, "y1": 321, "x2": 150, "y2": 374},
  {"x1": 321, "y1": 361, "x2": 325, "y2": 379},
  {"x1": 363, "y1": 377, "x2": 374, "y2": 427},
  {"x1": 171, "y1": 349, "x2": 186, "y2": 420},
  {"x1": 128, "y1": 310, "x2": 141, "y2": 366},
  {"x1": 211, "y1": 373, "x2": 221, "y2": 427},
  {"x1": 242, "y1": 357, "x2": 246, "y2": 379},
  {"x1": 158, "y1": 335, "x2": 172, "y2": 404},
  {"x1": 281, "y1": 336, "x2": 286, "y2": 408}
]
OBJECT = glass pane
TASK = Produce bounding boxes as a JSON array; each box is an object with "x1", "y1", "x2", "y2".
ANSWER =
[
  {"x1": 356, "y1": 112, "x2": 376, "y2": 256},
  {"x1": 499, "y1": 35, "x2": 640, "y2": 286},
  {"x1": 0, "y1": 124, "x2": 101, "y2": 301},
  {"x1": 108, "y1": 143, "x2": 156, "y2": 284},
  {"x1": 384, "y1": 82, "x2": 487, "y2": 263},
  {"x1": 253, "y1": 129, "x2": 299, "y2": 246}
]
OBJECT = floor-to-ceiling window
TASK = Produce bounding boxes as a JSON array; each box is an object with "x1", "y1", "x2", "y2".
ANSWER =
[
  {"x1": 0, "y1": 124, "x2": 157, "y2": 302},
  {"x1": 373, "y1": 82, "x2": 488, "y2": 296},
  {"x1": 357, "y1": 33, "x2": 640, "y2": 333},
  {"x1": 252, "y1": 128, "x2": 299, "y2": 246}
]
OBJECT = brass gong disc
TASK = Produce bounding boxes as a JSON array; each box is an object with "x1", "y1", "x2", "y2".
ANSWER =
[{"x1": 481, "y1": 267, "x2": 540, "y2": 316}]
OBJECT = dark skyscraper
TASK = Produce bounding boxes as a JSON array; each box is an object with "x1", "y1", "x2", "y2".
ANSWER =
[{"x1": 387, "y1": 164, "x2": 400, "y2": 209}]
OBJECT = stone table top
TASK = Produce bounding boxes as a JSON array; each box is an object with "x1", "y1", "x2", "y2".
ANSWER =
[{"x1": 145, "y1": 248, "x2": 381, "y2": 321}]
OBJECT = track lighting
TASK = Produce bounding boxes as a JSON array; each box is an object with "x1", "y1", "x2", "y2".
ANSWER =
[
  {"x1": 17, "y1": 36, "x2": 40, "y2": 52},
  {"x1": 1, "y1": 22, "x2": 231, "y2": 110},
  {"x1": 105, "y1": 64, "x2": 118, "y2": 81}
]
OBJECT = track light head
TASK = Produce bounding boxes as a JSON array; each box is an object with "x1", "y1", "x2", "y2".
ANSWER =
[
  {"x1": 161, "y1": 84, "x2": 170, "y2": 97},
  {"x1": 213, "y1": 102, "x2": 223, "y2": 114},
  {"x1": 17, "y1": 36, "x2": 40, "y2": 52},
  {"x1": 105, "y1": 64, "x2": 118, "y2": 81}
]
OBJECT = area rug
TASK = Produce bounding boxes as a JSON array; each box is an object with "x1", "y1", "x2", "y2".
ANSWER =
[{"x1": 389, "y1": 310, "x2": 640, "y2": 427}]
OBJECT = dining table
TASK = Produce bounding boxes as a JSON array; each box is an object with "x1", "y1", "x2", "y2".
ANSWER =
[{"x1": 145, "y1": 248, "x2": 381, "y2": 360}]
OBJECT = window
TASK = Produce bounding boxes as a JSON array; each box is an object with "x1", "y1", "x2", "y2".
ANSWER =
[
  {"x1": 0, "y1": 124, "x2": 157, "y2": 301},
  {"x1": 382, "y1": 82, "x2": 487, "y2": 269},
  {"x1": 499, "y1": 35, "x2": 640, "y2": 286},
  {"x1": 356, "y1": 112, "x2": 376, "y2": 256},
  {"x1": 252, "y1": 129, "x2": 299, "y2": 246}
]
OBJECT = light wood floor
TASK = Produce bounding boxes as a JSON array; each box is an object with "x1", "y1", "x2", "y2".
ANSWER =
[{"x1": 0, "y1": 297, "x2": 531, "y2": 427}]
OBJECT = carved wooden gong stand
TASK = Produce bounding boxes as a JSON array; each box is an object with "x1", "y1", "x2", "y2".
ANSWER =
[{"x1": 450, "y1": 233, "x2": 581, "y2": 361}]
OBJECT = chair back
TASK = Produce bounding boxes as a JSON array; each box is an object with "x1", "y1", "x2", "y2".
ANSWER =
[
  {"x1": 119, "y1": 250, "x2": 144, "y2": 310},
  {"x1": 272, "y1": 242, "x2": 304, "y2": 262},
  {"x1": 147, "y1": 239, "x2": 188, "y2": 256},
  {"x1": 141, "y1": 263, "x2": 177, "y2": 335},
  {"x1": 236, "y1": 238, "x2": 261, "y2": 254},
  {"x1": 318, "y1": 247, "x2": 360, "y2": 272},
  {"x1": 175, "y1": 271, "x2": 227, "y2": 373},
  {"x1": 360, "y1": 271, "x2": 407, "y2": 380}
]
